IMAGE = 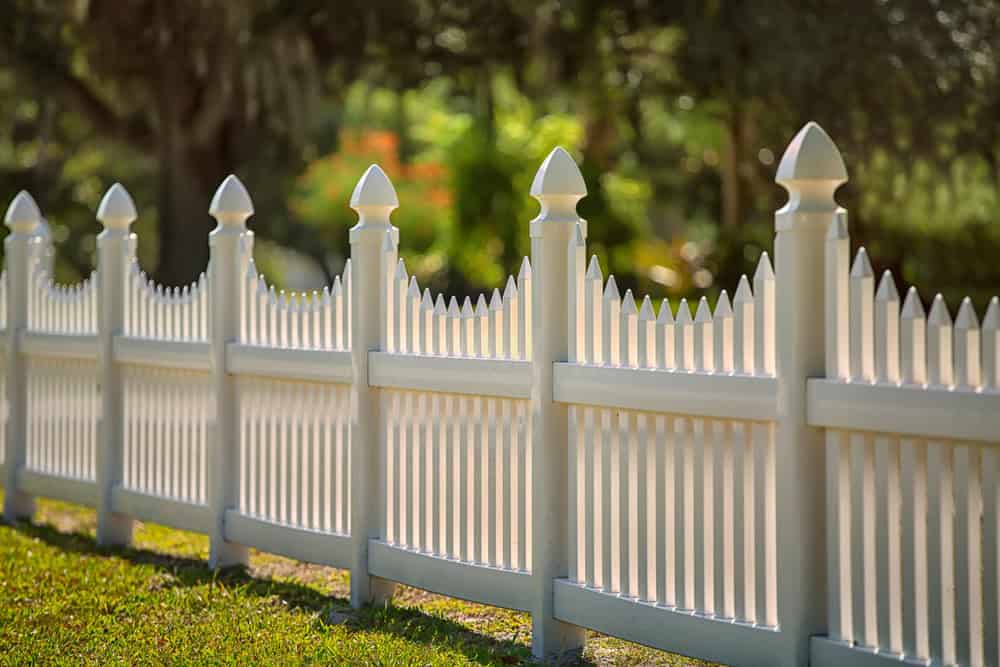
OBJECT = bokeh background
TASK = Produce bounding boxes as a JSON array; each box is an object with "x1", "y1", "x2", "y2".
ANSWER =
[{"x1": 1, "y1": 1, "x2": 998, "y2": 309}]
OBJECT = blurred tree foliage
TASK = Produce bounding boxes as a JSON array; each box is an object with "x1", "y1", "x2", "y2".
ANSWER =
[{"x1": 1, "y1": 0, "x2": 998, "y2": 308}]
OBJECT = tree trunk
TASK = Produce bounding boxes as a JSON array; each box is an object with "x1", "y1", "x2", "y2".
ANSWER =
[
  {"x1": 155, "y1": 118, "x2": 229, "y2": 287},
  {"x1": 721, "y1": 113, "x2": 743, "y2": 229}
]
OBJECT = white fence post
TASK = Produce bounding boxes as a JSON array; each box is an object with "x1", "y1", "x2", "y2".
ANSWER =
[
  {"x1": 348, "y1": 165, "x2": 398, "y2": 607},
  {"x1": 3, "y1": 192, "x2": 42, "y2": 521},
  {"x1": 529, "y1": 147, "x2": 588, "y2": 661},
  {"x1": 207, "y1": 175, "x2": 253, "y2": 568},
  {"x1": 773, "y1": 122, "x2": 846, "y2": 664},
  {"x1": 95, "y1": 184, "x2": 138, "y2": 545}
]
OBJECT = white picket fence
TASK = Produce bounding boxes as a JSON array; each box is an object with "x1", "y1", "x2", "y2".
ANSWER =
[{"x1": 1, "y1": 123, "x2": 998, "y2": 666}]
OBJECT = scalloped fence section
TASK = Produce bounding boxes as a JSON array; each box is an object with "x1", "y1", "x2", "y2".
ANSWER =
[{"x1": 1, "y1": 125, "x2": 998, "y2": 666}]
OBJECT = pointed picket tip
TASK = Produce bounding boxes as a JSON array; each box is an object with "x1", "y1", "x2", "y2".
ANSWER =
[
  {"x1": 754, "y1": 252, "x2": 774, "y2": 282},
  {"x1": 4, "y1": 190, "x2": 41, "y2": 231},
  {"x1": 586, "y1": 255, "x2": 603, "y2": 281},
  {"x1": 622, "y1": 289, "x2": 638, "y2": 315},
  {"x1": 504, "y1": 275, "x2": 518, "y2": 299},
  {"x1": 573, "y1": 222, "x2": 586, "y2": 246},
  {"x1": 603, "y1": 275, "x2": 620, "y2": 301},
  {"x1": 489, "y1": 288, "x2": 503, "y2": 310},
  {"x1": 875, "y1": 270, "x2": 899, "y2": 302},
  {"x1": 639, "y1": 295, "x2": 655, "y2": 321},
  {"x1": 97, "y1": 183, "x2": 138, "y2": 229},
  {"x1": 676, "y1": 298, "x2": 693, "y2": 324},
  {"x1": 955, "y1": 297, "x2": 979, "y2": 330},
  {"x1": 984, "y1": 296, "x2": 999, "y2": 329},
  {"x1": 394, "y1": 258, "x2": 409, "y2": 280},
  {"x1": 734, "y1": 275, "x2": 754, "y2": 303},
  {"x1": 715, "y1": 290, "x2": 733, "y2": 318},
  {"x1": 657, "y1": 298, "x2": 674, "y2": 324},
  {"x1": 530, "y1": 146, "x2": 586, "y2": 198},
  {"x1": 462, "y1": 297, "x2": 475, "y2": 318},
  {"x1": 448, "y1": 296, "x2": 461, "y2": 317},
  {"x1": 518, "y1": 256, "x2": 532, "y2": 280},
  {"x1": 407, "y1": 275, "x2": 421, "y2": 298},
  {"x1": 209, "y1": 175, "x2": 254, "y2": 223},
  {"x1": 350, "y1": 164, "x2": 399, "y2": 209},
  {"x1": 695, "y1": 296, "x2": 712, "y2": 322},
  {"x1": 421, "y1": 288, "x2": 434, "y2": 309},
  {"x1": 826, "y1": 213, "x2": 849, "y2": 240},
  {"x1": 928, "y1": 293, "x2": 952, "y2": 326},
  {"x1": 475, "y1": 293, "x2": 489, "y2": 315},
  {"x1": 332, "y1": 275, "x2": 343, "y2": 296},
  {"x1": 434, "y1": 294, "x2": 447, "y2": 315},
  {"x1": 901, "y1": 287, "x2": 924, "y2": 320},
  {"x1": 775, "y1": 122, "x2": 847, "y2": 186},
  {"x1": 850, "y1": 247, "x2": 874, "y2": 279}
]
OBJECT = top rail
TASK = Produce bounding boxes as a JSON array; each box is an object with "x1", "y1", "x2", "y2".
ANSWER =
[{"x1": 807, "y1": 377, "x2": 1000, "y2": 443}]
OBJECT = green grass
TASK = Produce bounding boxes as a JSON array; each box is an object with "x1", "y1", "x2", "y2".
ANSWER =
[{"x1": 0, "y1": 490, "x2": 717, "y2": 665}]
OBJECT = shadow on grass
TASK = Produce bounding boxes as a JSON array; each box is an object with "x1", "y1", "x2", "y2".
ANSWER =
[{"x1": 10, "y1": 517, "x2": 556, "y2": 666}]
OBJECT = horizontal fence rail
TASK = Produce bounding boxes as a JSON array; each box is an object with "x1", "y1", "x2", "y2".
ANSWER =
[{"x1": 1, "y1": 123, "x2": 998, "y2": 666}]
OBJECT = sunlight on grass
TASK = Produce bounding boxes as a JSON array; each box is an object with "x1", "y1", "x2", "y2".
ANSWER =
[{"x1": 0, "y1": 490, "x2": 717, "y2": 665}]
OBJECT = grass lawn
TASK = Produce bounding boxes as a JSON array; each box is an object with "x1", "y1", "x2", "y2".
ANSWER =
[{"x1": 0, "y1": 490, "x2": 717, "y2": 666}]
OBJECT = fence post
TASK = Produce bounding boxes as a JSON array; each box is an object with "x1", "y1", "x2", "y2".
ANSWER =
[
  {"x1": 95, "y1": 184, "x2": 137, "y2": 546},
  {"x1": 207, "y1": 175, "x2": 253, "y2": 569},
  {"x1": 348, "y1": 165, "x2": 398, "y2": 607},
  {"x1": 529, "y1": 147, "x2": 588, "y2": 661},
  {"x1": 3, "y1": 192, "x2": 42, "y2": 521},
  {"x1": 773, "y1": 122, "x2": 846, "y2": 664}
]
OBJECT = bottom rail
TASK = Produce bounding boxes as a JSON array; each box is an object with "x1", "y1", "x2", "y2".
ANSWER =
[
  {"x1": 810, "y1": 637, "x2": 930, "y2": 667},
  {"x1": 553, "y1": 579, "x2": 782, "y2": 667},
  {"x1": 111, "y1": 487, "x2": 211, "y2": 534},
  {"x1": 18, "y1": 468, "x2": 97, "y2": 508},
  {"x1": 224, "y1": 510, "x2": 351, "y2": 569},
  {"x1": 368, "y1": 539, "x2": 532, "y2": 612}
]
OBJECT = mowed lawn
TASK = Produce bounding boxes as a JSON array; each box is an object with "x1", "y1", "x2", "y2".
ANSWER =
[{"x1": 0, "y1": 491, "x2": 716, "y2": 665}]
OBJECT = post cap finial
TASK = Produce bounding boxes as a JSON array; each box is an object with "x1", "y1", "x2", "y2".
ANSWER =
[
  {"x1": 350, "y1": 164, "x2": 399, "y2": 210},
  {"x1": 97, "y1": 183, "x2": 138, "y2": 230},
  {"x1": 4, "y1": 190, "x2": 41, "y2": 233},
  {"x1": 530, "y1": 147, "x2": 586, "y2": 229},
  {"x1": 776, "y1": 122, "x2": 847, "y2": 186},
  {"x1": 530, "y1": 147, "x2": 587, "y2": 198},
  {"x1": 209, "y1": 174, "x2": 254, "y2": 226}
]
